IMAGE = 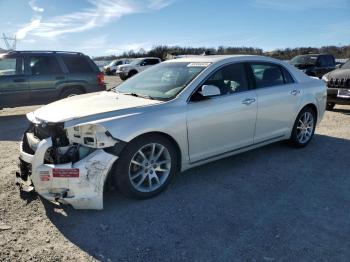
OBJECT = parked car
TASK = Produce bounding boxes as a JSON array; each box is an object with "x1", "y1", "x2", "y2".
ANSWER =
[
  {"x1": 322, "y1": 59, "x2": 350, "y2": 110},
  {"x1": 290, "y1": 54, "x2": 336, "y2": 78},
  {"x1": 103, "y1": 59, "x2": 130, "y2": 75},
  {"x1": 117, "y1": 57, "x2": 161, "y2": 80},
  {"x1": 0, "y1": 51, "x2": 105, "y2": 108},
  {"x1": 17, "y1": 55, "x2": 326, "y2": 209}
]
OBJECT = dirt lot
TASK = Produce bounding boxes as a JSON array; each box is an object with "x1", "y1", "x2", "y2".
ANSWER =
[{"x1": 0, "y1": 78, "x2": 350, "y2": 261}]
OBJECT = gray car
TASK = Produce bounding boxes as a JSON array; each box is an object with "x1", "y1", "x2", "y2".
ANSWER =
[{"x1": 0, "y1": 51, "x2": 105, "y2": 108}]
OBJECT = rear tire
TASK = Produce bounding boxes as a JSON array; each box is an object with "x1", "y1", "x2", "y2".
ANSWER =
[
  {"x1": 60, "y1": 88, "x2": 84, "y2": 99},
  {"x1": 112, "y1": 134, "x2": 178, "y2": 199},
  {"x1": 326, "y1": 102, "x2": 335, "y2": 111},
  {"x1": 288, "y1": 106, "x2": 316, "y2": 148}
]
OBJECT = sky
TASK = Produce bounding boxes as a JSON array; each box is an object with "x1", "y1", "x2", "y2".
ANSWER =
[{"x1": 0, "y1": 0, "x2": 349, "y2": 56}]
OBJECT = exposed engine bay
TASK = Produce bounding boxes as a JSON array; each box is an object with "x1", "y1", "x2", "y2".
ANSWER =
[{"x1": 17, "y1": 121, "x2": 125, "y2": 209}]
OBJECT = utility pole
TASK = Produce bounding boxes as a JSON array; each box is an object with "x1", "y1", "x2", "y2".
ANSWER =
[{"x1": 1, "y1": 33, "x2": 17, "y2": 50}]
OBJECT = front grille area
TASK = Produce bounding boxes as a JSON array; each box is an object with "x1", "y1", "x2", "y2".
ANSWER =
[{"x1": 327, "y1": 78, "x2": 350, "y2": 89}]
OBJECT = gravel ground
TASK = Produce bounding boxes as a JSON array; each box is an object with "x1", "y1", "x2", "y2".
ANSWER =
[{"x1": 0, "y1": 80, "x2": 350, "y2": 261}]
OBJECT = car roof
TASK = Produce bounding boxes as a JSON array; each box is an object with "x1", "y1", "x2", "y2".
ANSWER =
[
  {"x1": 165, "y1": 55, "x2": 264, "y2": 63},
  {"x1": 4, "y1": 50, "x2": 85, "y2": 56}
]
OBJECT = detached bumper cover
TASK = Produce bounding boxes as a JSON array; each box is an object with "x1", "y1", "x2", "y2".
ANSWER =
[{"x1": 17, "y1": 137, "x2": 118, "y2": 209}]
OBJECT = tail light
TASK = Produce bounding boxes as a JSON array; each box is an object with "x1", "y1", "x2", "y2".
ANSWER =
[{"x1": 97, "y1": 72, "x2": 105, "y2": 88}]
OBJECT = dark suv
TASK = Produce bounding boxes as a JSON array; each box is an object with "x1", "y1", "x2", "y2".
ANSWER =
[
  {"x1": 322, "y1": 59, "x2": 350, "y2": 110},
  {"x1": 290, "y1": 54, "x2": 336, "y2": 78},
  {"x1": 0, "y1": 51, "x2": 105, "y2": 108}
]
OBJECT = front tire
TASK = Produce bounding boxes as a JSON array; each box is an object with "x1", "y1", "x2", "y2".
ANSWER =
[
  {"x1": 288, "y1": 107, "x2": 316, "y2": 148},
  {"x1": 113, "y1": 135, "x2": 178, "y2": 199}
]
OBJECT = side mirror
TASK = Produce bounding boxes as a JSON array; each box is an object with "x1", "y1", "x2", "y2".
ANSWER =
[
  {"x1": 199, "y1": 85, "x2": 221, "y2": 97},
  {"x1": 336, "y1": 64, "x2": 342, "y2": 69}
]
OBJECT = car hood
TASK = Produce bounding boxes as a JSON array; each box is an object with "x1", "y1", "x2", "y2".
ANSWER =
[
  {"x1": 29, "y1": 91, "x2": 161, "y2": 124},
  {"x1": 325, "y1": 68, "x2": 350, "y2": 80}
]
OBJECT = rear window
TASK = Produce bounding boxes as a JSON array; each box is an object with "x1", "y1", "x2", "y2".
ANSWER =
[{"x1": 62, "y1": 56, "x2": 94, "y2": 73}]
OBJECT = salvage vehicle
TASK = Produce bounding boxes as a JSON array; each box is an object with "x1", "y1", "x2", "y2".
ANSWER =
[
  {"x1": 103, "y1": 58, "x2": 130, "y2": 75},
  {"x1": 117, "y1": 57, "x2": 161, "y2": 80},
  {"x1": 290, "y1": 54, "x2": 336, "y2": 78},
  {"x1": 17, "y1": 55, "x2": 327, "y2": 209},
  {"x1": 0, "y1": 51, "x2": 105, "y2": 108},
  {"x1": 322, "y1": 59, "x2": 350, "y2": 110}
]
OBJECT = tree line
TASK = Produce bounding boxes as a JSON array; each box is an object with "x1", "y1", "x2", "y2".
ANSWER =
[{"x1": 93, "y1": 44, "x2": 350, "y2": 61}]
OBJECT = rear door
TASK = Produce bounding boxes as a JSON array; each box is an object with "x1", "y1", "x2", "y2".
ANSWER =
[
  {"x1": 248, "y1": 62, "x2": 299, "y2": 143},
  {"x1": 0, "y1": 55, "x2": 30, "y2": 108},
  {"x1": 60, "y1": 55, "x2": 99, "y2": 93},
  {"x1": 27, "y1": 55, "x2": 65, "y2": 104}
]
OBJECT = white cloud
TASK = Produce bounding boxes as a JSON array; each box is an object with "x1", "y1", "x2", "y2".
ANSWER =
[
  {"x1": 253, "y1": 0, "x2": 350, "y2": 10},
  {"x1": 16, "y1": 0, "x2": 173, "y2": 40},
  {"x1": 29, "y1": 0, "x2": 44, "y2": 12},
  {"x1": 16, "y1": 18, "x2": 41, "y2": 39},
  {"x1": 148, "y1": 0, "x2": 173, "y2": 10}
]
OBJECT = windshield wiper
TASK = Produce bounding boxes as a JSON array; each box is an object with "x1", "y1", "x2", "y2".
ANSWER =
[{"x1": 122, "y1": 92, "x2": 155, "y2": 100}]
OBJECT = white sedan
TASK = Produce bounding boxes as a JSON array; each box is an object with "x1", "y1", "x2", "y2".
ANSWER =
[{"x1": 17, "y1": 55, "x2": 327, "y2": 209}]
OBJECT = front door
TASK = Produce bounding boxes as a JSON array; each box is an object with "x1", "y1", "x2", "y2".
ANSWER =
[
  {"x1": 186, "y1": 63, "x2": 258, "y2": 163},
  {"x1": 0, "y1": 56, "x2": 30, "y2": 108}
]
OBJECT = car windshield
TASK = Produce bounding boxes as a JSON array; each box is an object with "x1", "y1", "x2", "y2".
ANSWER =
[
  {"x1": 116, "y1": 62, "x2": 208, "y2": 100},
  {"x1": 129, "y1": 59, "x2": 142, "y2": 66},
  {"x1": 290, "y1": 55, "x2": 318, "y2": 65},
  {"x1": 341, "y1": 60, "x2": 350, "y2": 69},
  {"x1": 108, "y1": 60, "x2": 116, "y2": 66}
]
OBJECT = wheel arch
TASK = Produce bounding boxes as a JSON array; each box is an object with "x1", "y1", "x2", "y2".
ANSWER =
[
  {"x1": 59, "y1": 85, "x2": 86, "y2": 98},
  {"x1": 124, "y1": 131, "x2": 182, "y2": 171},
  {"x1": 299, "y1": 103, "x2": 318, "y2": 123},
  {"x1": 128, "y1": 69, "x2": 138, "y2": 76}
]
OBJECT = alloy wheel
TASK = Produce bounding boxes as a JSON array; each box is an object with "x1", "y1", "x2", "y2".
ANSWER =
[
  {"x1": 128, "y1": 143, "x2": 171, "y2": 193},
  {"x1": 296, "y1": 111, "x2": 314, "y2": 144}
]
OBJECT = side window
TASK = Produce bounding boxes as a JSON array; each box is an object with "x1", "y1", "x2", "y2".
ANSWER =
[
  {"x1": 150, "y1": 59, "x2": 160, "y2": 65},
  {"x1": 62, "y1": 56, "x2": 94, "y2": 73},
  {"x1": 325, "y1": 56, "x2": 334, "y2": 66},
  {"x1": 0, "y1": 57, "x2": 22, "y2": 76},
  {"x1": 317, "y1": 56, "x2": 326, "y2": 67},
  {"x1": 115, "y1": 61, "x2": 123, "y2": 66},
  {"x1": 203, "y1": 63, "x2": 249, "y2": 95},
  {"x1": 29, "y1": 56, "x2": 62, "y2": 75},
  {"x1": 250, "y1": 63, "x2": 284, "y2": 88},
  {"x1": 143, "y1": 59, "x2": 160, "y2": 66},
  {"x1": 281, "y1": 67, "x2": 295, "y2": 84}
]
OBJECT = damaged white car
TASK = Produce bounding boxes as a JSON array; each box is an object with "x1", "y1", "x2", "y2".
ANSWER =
[{"x1": 17, "y1": 55, "x2": 327, "y2": 209}]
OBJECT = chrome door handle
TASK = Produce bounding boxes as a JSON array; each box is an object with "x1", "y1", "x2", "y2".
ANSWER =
[
  {"x1": 291, "y1": 89, "x2": 300, "y2": 96},
  {"x1": 242, "y1": 98, "x2": 256, "y2": 105}
]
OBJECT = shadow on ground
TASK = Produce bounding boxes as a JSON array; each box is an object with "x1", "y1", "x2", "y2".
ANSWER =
[
  {"x1": 0, "y1": 114, "x2": 29, "y2": 141},
  {"x1": 332, "y1": 107, "x2": 350, "y2": 116},
  {"x1": 43, "y1": 134, "x2": 350, "y2": 262}
]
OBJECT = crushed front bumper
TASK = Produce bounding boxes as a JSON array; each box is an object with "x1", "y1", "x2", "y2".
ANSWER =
[{"x1": 17, "y1": 135, "x2": 118, "y2": 209}]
